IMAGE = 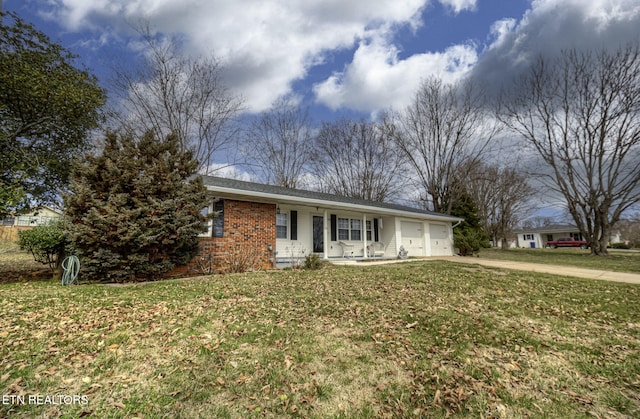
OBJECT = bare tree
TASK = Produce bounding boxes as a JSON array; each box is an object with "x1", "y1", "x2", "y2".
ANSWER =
[
  {"x1": 394, "y1": 77, "x2": 498, "y2": 213},
  {"x1": 464, "y1": 164, "x2": 534, "y2": 249},
  {"x1": 499, "y1": 44, "x2": 640, "y2": 255},
  {"x1": 311, "y1": 117, "x2": 405, "y2": 202},
  {"x1": 109, "y1": 24, "x2": 243, "y2": 173},
  {"x1": 520, "y1": 216, "x2": 557, "y2": 230},
  {"x1": 243, "y1": 97, "x2": 313, "y2": 188}
]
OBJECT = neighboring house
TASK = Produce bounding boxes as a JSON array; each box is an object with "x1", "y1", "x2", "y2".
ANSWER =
[
  {"x1": 0, "y1": 206, "x2": 63, "y2": 242},
  {"x1": 13, "y1": 206, "x2": 62, "y2": 227},
  {"x1": 1, "y1": 206, "x2": 62, "y2": 227},
  {"x1": 182, "y1": 176, "x2": 462, "y2": 271},
  {"x1": 515, "y1": 224, "x2": 584, "y2": 248},
  {"x1": 608, "y1": 229, "x2": 624, "y2": 245}
]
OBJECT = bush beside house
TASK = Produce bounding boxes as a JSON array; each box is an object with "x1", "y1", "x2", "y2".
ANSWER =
[
  {"x1": 17, "y1": 221, "x2": 69, "y2": 279},
  {"x1": 64, "y1": 131, "x2": 209, "y2": 282}
]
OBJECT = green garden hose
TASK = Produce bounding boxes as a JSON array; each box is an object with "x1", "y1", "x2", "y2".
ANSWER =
[{"x1": 61, "y1": 255, "x2": 80, "y2": 285}]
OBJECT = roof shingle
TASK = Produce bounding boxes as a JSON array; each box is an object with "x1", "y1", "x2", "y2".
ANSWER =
[{"x1": 201, "y1": 175, "x2": 461, "y2": 220}]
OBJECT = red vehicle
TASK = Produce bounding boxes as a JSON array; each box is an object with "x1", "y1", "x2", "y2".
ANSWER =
[{"x1": 546, "y1": 237, "x2": 589, "y2": 249}]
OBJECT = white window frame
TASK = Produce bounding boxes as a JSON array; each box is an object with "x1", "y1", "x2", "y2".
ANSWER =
[
  {"x1": 338, "y1": 217, "x2": 364, "y2": 241},
  {"x1": 338, "y1": 218, "x2": 350, "y2": 240},
  {"x1": 350, "y1": 219, "x2": 362, "y2": 241},
  {"x1": 199, "y1": 204, "x2": 212, "y2": 237},
  {"x1": 276, "y1": 212, "x2": 288, "y2": 239}
]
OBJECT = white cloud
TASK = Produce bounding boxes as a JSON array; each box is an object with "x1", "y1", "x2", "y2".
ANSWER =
[
  {"x1": 201, "y1": 163, "x2": 253, "y2": 182},
  {"x1": 314, "y1": 37, "x2": 477, "y2": 112},
  {"x1": 43, "y1": 0, "x2": 430, "y2": 113},
  {"x1": 472, "y1": 0, "x2": 640, "y2": 96},
  {"x1": 488, "y1": 18, "x2": 516, "y2": 46},
  {"x1": 438, "y1": 0, "x2": 477, "y2": 14},
  {"x1": 45, "y1": 0, "x2": 640, "y2": 118}
]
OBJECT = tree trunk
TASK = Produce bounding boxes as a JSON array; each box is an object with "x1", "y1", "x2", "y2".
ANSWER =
[{"x1": 590, "y1": 236, "x2": 609, "y2": 256}]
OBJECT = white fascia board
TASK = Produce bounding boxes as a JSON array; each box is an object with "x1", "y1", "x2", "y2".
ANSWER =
[{"x1": 206, "y1": 185, "x2": 462, "y2": 223}]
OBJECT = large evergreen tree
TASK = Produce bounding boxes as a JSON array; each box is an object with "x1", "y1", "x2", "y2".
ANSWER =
[
  {"x1": 0, "y1": 11, "x2": 105, "y2": 216},
  {"x1": 65, "y1": 131, "x2": 208, "y2": 281},
  {"x1": 449, "y1": 191, "x2": 489, "y2": 256}
]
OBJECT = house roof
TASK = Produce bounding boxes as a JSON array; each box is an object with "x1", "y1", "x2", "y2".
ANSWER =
[
  {"x1": 201, "y1": 176, "x2": 462, "y2": 223},
  {"x1": 515, "y1": 224, "x2": 580, "y2": 234}
]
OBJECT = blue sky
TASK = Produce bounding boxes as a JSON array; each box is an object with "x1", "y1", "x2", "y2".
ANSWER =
[{"x1": 7, "y1": 0, "x2": 639, "y2": 123}]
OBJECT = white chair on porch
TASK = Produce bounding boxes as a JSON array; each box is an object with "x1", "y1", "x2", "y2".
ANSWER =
[
  {"x1": 367, "y1": 242, "x2": 385, "y2": 257},
  {"x1": 338, "y1": 241, "x2": 355, "y2": 258}
]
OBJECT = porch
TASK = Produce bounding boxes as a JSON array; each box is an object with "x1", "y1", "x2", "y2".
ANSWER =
[{"x1": 275, "y1": 254, "x2": 406, "y2": 269}]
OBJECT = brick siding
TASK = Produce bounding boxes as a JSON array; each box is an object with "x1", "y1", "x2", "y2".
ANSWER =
[{"x1": 171, "y1": 199, "x2": 276, "y2": 276}]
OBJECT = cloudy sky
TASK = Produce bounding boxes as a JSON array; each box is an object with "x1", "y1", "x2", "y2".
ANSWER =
[{"x1": 6, "y1": 0, "x2": 640, "y2": 121}]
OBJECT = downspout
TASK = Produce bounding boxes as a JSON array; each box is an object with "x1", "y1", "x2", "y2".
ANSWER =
[{"x1": 451, "y1": 219, "x2": 462, "y2": 256}]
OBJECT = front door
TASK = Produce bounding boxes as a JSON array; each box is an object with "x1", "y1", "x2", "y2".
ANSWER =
[{"x1": 312, "y1": 216, "x2": 324, "y2": 253}]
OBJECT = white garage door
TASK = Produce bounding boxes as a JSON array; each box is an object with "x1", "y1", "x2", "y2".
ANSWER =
[
  {"x1": 429, "y1": 223, "x2": 450, "y2": 256},
  {"x1": 401, "y1": 221, "x2": 424, "y2": 257}
]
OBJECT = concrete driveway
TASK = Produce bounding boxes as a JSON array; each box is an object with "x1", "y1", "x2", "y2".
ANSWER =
[{"x1": 432, "y1": 256, "x2": 640, "y2": 284}]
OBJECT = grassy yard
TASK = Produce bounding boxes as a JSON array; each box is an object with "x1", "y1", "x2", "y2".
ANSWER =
[
  {"x1": 0, "y1": 246, "x2": 47, "y2": 284},
  {"x1": 1, "y1": 261, "x2": 639, "y2": 418},
  {"x1": 479, "y1": 247, "x2": 640, "y2": 273}
]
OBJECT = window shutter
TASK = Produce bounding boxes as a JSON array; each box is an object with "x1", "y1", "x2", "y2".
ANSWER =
[
  {"x1": 290, "y1": 210, "x2": 298, "y2": 240},
  {"x1": 373, "y1": 218, "x2": 379, "y2": 242},
  {"x1": 330, "y1": 214, "x2": 337, "y2": 241}
]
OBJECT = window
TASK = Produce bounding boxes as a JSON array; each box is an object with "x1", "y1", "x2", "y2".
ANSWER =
[
  {"x1": 200, "y1": 206, "x2": 210, "y2": 236},
  {"x1": 212, "y1": 199, "x2": 224, "y2": 238},
  {"x1": 337, "y1": 217, "x2": 363, "y2": 240},
  {"x1": 523, "y1": 234, "x2": 534, "y2": 240},
  {"x1": 276, "y1": 213, "x2": 288, "y2": 239},
  {"x1": 366, "y1": 220, "x2": 372, "y2": 241},
  {"x1": 350, "y1": 219, "x2": 361, "y2": 241},
  {"x1": 338, "y1": 218, "x2": 350, "y2": 240}
]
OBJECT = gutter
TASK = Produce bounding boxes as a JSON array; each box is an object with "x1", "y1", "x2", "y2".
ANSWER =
[{"x1": 452, "y1": 219, "x2": 463, "y2": 229}]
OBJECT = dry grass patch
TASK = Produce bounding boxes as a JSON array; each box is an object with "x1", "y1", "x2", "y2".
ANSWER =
[
  {"x1": 1, "y1": 261, "x2": 639, "y2": 418},
  {"x1": 0, "y1": 247, "x2": 46, "y2": 283},
  {"x1": 479, "y1": 247, "x2": 640, "y2": 273}
]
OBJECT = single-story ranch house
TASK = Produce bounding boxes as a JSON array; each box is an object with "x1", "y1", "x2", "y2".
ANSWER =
[
  {"x1": 1, "y1": 205, "x2": 62, "y2": 227},
  {"x1": 515, "y1": 224, "x2": 585, "y2": 248},
  {"x1": 515, "y1": 223, "x2": 627, "y2": 249},
  {"x1": 0, "y1": 206, "x2": 63, "y2": 242},
  {"x1": 181, "y1": 176, "x2": 463, "y2": 272}
]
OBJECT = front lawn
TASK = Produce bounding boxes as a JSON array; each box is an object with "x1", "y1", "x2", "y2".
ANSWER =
[
  {"x1": 479, "y1": 247, "x2": 640, "y2": 273},
  {"x1": 0, "y1": 247, "x2": 47, "y2": 284},
  {"x1": 1, "y1": 262, "x2": 639, "y2": 418}
]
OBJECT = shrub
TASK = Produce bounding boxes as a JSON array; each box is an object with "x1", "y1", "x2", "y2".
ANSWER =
[
  {"x1": 611, "y1": 242, "x2": 630, "y2": 249},
  {"x1": 303, "y1": 253, "x2": 323, "y2": 270},
  {"x1": 64, "y1": 131, "x2": 209, "y2": 282},
  {"x1": 221, "y1": 246, "x2": 264, "y2": 273},
  {"x1": 18, "y1": 221, "x2": 69, "y2": 277},
  {"x1": 454, "y1": 228, "x2": 487, "y2": 256}
]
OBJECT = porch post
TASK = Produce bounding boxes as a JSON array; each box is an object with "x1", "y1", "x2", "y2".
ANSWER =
[
  {"x1": 323, "y1": 209, "x2": 328, "y2": 260},
  {"x1": 363, "y1": 214, "x2": 367, "y2": 258}
]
